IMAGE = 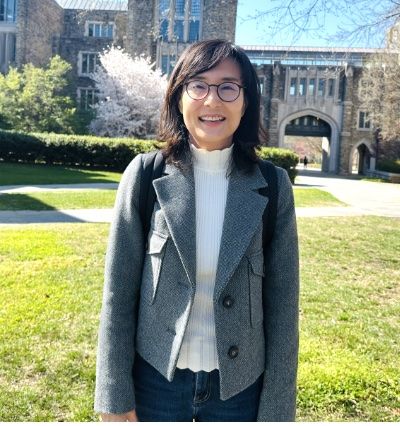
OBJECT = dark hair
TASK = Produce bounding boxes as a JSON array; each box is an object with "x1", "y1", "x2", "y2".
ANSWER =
[{"x1": 158, "y1": 39, "x2": 266, "y2": 172}]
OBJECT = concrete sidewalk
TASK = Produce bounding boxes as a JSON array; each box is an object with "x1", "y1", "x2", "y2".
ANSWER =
[
  {"x1": 0, "y1": 205, "x2": 382, "y2": 225},
  {"x1": 295, "y1": 170, "x2": 400, "y2": 217}
]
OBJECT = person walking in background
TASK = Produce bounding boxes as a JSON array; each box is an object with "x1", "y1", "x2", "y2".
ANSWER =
[
  {"x1": 94, "y1": 39, "x2": 299, "y2": 422},
  {"x1": 303, "y1": 155, "x2": 308, "y2": 168}
]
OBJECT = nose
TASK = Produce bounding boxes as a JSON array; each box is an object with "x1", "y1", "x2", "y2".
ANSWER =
[{"x1": 203, "y1": 86, "x2": 222, "y2": 105}]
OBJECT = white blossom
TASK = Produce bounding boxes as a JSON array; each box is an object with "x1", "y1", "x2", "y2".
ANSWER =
[{"x1": 90, "y1": 46, "x2": 167, "y2": 138}]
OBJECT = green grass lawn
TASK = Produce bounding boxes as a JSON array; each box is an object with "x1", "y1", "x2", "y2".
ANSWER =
[
  {"x1": 0, "y1": 162, "x2": 122, "y2": 185},
  {"x1": 293, "y1": 188, "x2": 345, "y2": 207},
  {"x1": 0, "y1": 217, "x2": 399, "y2": 421},
  {"x1": 0, "y1": 190, "x2": 117, "y2": 210},
  {"x1": 0, "y1": 188, "x2": 342, "y2": 210}
]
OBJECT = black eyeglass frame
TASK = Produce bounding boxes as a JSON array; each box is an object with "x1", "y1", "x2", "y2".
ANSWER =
[{"x1": 184, "y1": 80, "x2": 246, "y2": 102}]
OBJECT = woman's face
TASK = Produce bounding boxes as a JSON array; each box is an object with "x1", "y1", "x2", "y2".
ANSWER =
[{"x1": 179, "y1": 58, "x2": 246, "y2": 151}]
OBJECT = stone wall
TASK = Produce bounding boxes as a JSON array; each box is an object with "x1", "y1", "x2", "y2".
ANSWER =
[
  {"x1": 127, "y1": 0, "x2": 155, "y2": 58},
  {"x1": 202, "y1": 0, "x2": 237, "y2": 41},
  {"x1": 15, "y1": 0, "x2": 64, "y2": 67},
  {"x1": 59, "y1": 9, "x2": 127, "y2": 83}
]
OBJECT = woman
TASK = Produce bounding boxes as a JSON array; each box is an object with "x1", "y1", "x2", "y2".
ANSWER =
[{"x1": 95, "y1": 39, "x2": 299, "y2": 422}]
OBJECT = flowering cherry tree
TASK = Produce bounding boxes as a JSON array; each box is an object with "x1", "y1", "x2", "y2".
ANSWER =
[{"x1": 90, "y1": 46, "x2": 167, "y2": 137}]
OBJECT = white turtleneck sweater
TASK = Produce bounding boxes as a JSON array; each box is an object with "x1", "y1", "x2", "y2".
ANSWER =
[{"x1": 176, "y1": 143, "x2": 233, "y2": 372}]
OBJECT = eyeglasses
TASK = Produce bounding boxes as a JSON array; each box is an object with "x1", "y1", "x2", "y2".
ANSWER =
[{"x1": 185, "y1": 80, "x2": 245, "y2": 102}]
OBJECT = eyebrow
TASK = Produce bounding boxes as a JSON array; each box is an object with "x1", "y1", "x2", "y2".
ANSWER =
[{"x1": 194, "y1": 75, "x2": 242, "y2": 83}]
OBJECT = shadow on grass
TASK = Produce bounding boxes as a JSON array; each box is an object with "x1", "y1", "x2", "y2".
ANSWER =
[
  {"x1": 0, "y1": 194, "x2": 86, "y2": 223},
  {"x1": 0, "y1": 162, "x2": 120, "y2": 185}
]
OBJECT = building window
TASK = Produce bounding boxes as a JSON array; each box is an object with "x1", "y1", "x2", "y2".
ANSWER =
[
  {"x1": 259, "y1": 76, "x2": 265, "y2": 95},
  {"x1": 161, "y1": 54, "x2": 176, "y2": 75},
  {"x1": 299, "y1": 78, "x2": 306, "y2": 96},
  {"x1": 175, "y1": 0, "x2": 185, "y2": 15},
  {"x1": 159, "y1": 0, "x2": 202, "y2": 42},
  {"x1": 79, "y1": 52, "x2": 99, "y2": 75},
  {"x1": 188, "y1": 20, "x2": 200, "y2": 41},
  {"x1": 328, "y1": 78, "x2": 335, "y2": 97},
  {"x1": 290, "y1": 77, "x2": 297, "y2": 96},
  {"x1": 358, "y1": 111, "x2": 371, "y2": 129},
  {"x1": 78, "y1": 88, "x2": 98, "y2": 110},
  {"x1": 0, "y1": 0, "x2": 16, "y2": 22},
  {"x1": 318, "y1": 78, "x2": 325, "y2": 97},
  {"x1": 87, "y1": 22, "x2": 114, "y2": 38},
  {"x1": 174, "y1": 0, "x2": 185, "y2": 40},
  {"x1": 174, "y1": 19, "x2": 184, "y2": 41},
  {"x1": 308, "y1": 78, "x2": 315, "y2": 96},
  {"x1": 159, "y1": 0, "x2": 170, "y2": 40},
  {"x1": 188, "y1": 0, "x2": 201, "y2": 42},
  {"x1": 0, "y1": 31, "x2": 16, "y2": 73}
]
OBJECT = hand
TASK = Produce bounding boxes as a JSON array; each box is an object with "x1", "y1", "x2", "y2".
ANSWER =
[{"x1": 100, "y1": 410, "x2": 138, "y2": 422}]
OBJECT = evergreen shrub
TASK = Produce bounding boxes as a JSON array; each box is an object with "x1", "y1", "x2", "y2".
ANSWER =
[{"x1": 258, "y1": 146, "x2": 299, "y2": 183}]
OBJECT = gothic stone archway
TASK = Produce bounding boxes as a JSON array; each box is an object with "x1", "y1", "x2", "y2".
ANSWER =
[
  {"x1": 279, "y1": 109, "x2": 340, "y2": 173},
  {"x1": 349, "y1": 140, "x2": 374, "y2": 175}
]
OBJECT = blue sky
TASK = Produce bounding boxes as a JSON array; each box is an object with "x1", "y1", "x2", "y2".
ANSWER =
[{"x1": 234, "y1": 0, "x2": 380, "y2": 48}]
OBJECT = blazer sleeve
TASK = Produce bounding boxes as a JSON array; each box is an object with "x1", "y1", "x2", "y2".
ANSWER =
[
  {"x1": 257, "y1": 167, "x2": 300, "y2": 422},
  {"x1": 94, "y1": 154, "x2": 145, "y2": 414}
]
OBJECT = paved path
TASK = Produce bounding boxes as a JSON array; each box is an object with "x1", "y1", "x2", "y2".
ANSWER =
[
  {"x1": 296, "y1": 170, "x2": 400, "y2": 217},
  {"x1": 0, "y1": 172, "x2": 398, "y2": 224}
]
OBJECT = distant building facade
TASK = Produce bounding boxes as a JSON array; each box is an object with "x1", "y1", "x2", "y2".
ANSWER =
[
  {"x1": 1, "y1": 0, "x2": 237, "y2": 109},
  {"x1": 1, "y1": 0, "x2": 378, "y2": 174},
  {"x1": 247, "y1": 46, "x2": 377, "y2": 174}
]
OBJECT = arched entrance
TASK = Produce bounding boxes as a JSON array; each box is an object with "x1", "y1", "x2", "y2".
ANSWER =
[
  {"x1": 284, "y1": 115, "x2": 331, "y2": 171},
  {"x1": 350, "y1": 142, "x2": 373, "y2": 175},
  {"x1": 278, "y1": 110, "x2": 340, "y2": 173}
]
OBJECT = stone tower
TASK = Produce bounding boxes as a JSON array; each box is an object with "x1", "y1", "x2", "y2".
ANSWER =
[{"x1": 202, "y1": 0, "x2": 237, "y2": 42}]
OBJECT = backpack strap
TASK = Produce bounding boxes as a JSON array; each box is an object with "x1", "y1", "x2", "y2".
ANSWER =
[
  {"x1": 258, "y1": 160, "x2": 279, "y2": 249},
  {"x1": 139, "y1": 151, "x2": 165, "y2": 247}
]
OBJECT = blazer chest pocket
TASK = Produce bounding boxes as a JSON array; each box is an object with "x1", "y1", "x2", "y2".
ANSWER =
[
  {"x1": 248, "y1": 251, "x2": 265, "y2": 327},
  {"x1": 141, "y1": 231, "x2": 168, "y2": 304}
]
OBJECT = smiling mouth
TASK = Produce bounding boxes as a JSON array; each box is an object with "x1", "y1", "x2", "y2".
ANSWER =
[{"x1": 199, "y1": 115, "x2": 226, "y2": 122}]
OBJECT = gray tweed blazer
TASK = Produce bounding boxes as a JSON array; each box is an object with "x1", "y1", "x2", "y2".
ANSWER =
[{"x1": 94, "y1": 153, "x2": 299, "y2": 421}]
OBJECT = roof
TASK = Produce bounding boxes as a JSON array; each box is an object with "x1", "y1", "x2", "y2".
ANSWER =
[
  {"x1": 55, "y1": 0, "x2": 128, "y2": 10},
  {"x1": 239, "y1": 45, "x2": 383, "y2": 54},
  {"x1": 240, "y1": 45, "x2": 387, "y2": 67}
]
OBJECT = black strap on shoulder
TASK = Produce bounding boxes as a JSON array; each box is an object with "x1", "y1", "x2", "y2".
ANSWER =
[
  {"x1": 139, "y1": 151, "x2": 165, "y2": 245},
  {"x1": 258, "y1": 160, "x2": 279, "y2": 250},
  {"x1": 139, "y1": 153, "x2": 278, "y2": 252}
]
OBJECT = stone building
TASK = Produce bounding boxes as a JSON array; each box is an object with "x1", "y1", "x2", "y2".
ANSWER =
[
  {"x1": 246, "y1": 46, "x2": 377, "y2": 174},
  {"x1": 0, "y1": 0, "x2": 378, "y2": 174},
  {"x1": 1, "y1": 0, "x2": 237, "y2": 108}
]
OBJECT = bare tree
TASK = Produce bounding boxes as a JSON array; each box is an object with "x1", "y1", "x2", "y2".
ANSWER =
[
  {"x1": 358, "y1": 46, "x2": 400, "y2": 161},
  {"x1": 242, "y1": 0, "x2": 400, "y2": 46}
]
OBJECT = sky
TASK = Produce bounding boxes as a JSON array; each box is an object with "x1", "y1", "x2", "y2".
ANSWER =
[{"x1": 234, "y1": 0, "x2": 382, "y2": 48}]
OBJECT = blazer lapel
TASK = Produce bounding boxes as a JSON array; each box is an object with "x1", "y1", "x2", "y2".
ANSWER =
[
  {"x1": 153, "y1": 162, "x2": 197, "y2": 289},
  {"x1": 214, "y1": 165, "x2": 268, "y2": 301}
]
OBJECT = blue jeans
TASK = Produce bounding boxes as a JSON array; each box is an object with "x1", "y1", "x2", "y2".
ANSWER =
[{"x1": 133, "y1": 353, "x2": 263, "y2": 422}]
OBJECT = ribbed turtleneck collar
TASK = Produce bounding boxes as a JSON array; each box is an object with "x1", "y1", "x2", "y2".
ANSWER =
[{"x1": 190, "y1": 143, "x2": 233, "y2": 172}]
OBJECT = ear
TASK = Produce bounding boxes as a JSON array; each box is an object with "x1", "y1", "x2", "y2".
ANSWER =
[{"x1": 178, "y1": 98, "x2": 183, "y2": 114}]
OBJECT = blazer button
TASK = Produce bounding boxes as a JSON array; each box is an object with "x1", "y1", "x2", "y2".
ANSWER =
[
  {"x1": 223, "y1": 295, "x2": 234, "y2": 308},
  {"x1": 228, "y1": 346, "x2": 239, "y2": 359}
]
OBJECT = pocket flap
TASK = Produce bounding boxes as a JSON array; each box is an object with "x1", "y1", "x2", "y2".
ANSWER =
[
  {"x1": 248, "y1": 251, "x2": 265, "y2": 277},
  {"x1": 147, "y1": 231, "x2": 168, "y2": 254}
]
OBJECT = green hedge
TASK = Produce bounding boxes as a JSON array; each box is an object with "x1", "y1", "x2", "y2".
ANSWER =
[
  {"x1": 258, "y1": 146, "x2": 298, "y2": 183},
  {"x1": 0, "y1": 130, "x2": 155, "y2": 171},
  {"x1": 0, "y1": 130, "x2": 298, "y2": 181},
  {"x1": 377, "y1": 159, "x2": 400, "y2": 174}
]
